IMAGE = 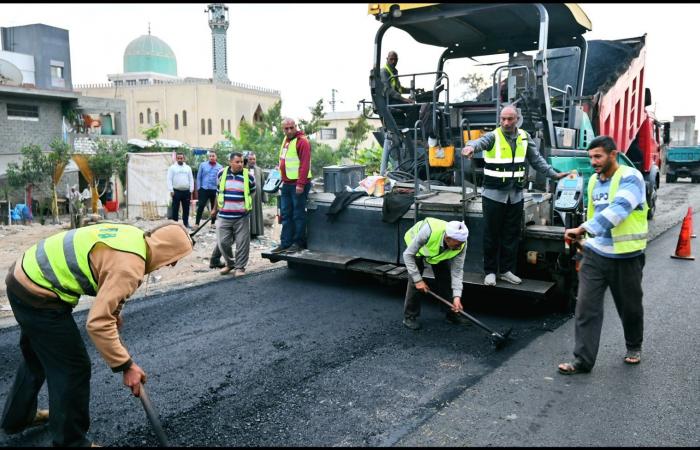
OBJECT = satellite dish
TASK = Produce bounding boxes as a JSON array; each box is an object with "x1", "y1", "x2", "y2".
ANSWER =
[{"x1": 0, "y1": 59, "x2": 23, "y2": 86}]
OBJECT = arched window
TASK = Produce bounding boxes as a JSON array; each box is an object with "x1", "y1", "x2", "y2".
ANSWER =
[
  {"x1": 239, "y1": 116, "x2": 246, "y2": 137},
  {"x1": 221, "y1": 119, "x2": 224, "y2": 135},
  {"x1": 227, "y1": 119, "x2": 231, "y2": 133},
  {"x1": 201, "y1": 118, "x2": 206, "y2": 135},
  {"x1": 253, "y1": 105, "x2": 263, "y2": 123},
  {"x1": 174, "y1": 114, "x2": 179, "y2": 130},
  {"x1": 139, "y1": 112, "x2": 144, "y2": 124},
  {"x1": 207, "y1": 119, "x2": 212, "y2": 135},
  {"x1": 147, "y1": 108, "x2": 152, "y2": 124},
  {"x1": 182, "y1": 110, "x2": 187, "y2": 126},
  {"x1": 154, "y1": 112, "x2": 159, "y2": 124}
]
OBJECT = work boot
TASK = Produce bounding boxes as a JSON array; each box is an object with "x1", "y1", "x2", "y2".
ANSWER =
[
  {"x1": 499, "y1": 271, "x2": 522, "y2": 285},
  {"x1": 4, "y1": 409, "x2": 49, "y2": 434},
  {"x1": 270, "y1": 245, "x2": 290, "y2": 254},
  {"x1": 403, "y1": 317, "x2": 421, "y2": 330},
  {"x1": 285, "y1": 244, "x2": 302, "y2": 253},
  {"x1": 484, "y1": 273, "x2": 496, "y2": 286},
  {"x1": 446, "y1": 312, "x2": 472, "y2": 326},
  {"x1": 220, "y1": 266, "x2": 233, "y2": 275},
  {"x1": 209, "y1": 260, "x2": 225, "y2": 269}
]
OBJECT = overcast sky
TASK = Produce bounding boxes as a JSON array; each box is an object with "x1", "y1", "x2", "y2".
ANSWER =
[{"x1": 0, "y1": 3, "x2": 697, "y2": 129}]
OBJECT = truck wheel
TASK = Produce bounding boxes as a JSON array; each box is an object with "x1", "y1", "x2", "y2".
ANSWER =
[
  {"x1": 666, "y1": 174, "x2": 676, "y2": 183},
  {"x1": 647, "y1": 183, "x2": 657, "y2": 220}
]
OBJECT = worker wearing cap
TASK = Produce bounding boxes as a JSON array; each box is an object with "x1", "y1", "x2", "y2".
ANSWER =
[
  {"x1": 1, "y1": 222, "x2": 193, "y2": 446},
  {"x1": 402, "y1": 218, "x2": 470, "y2": 330}
]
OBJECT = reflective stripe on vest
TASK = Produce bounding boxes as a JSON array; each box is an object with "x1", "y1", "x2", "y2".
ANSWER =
[
  {"x1": 384, "y1": 63, "x2": 400, "y2": 91},
  {"x1": 22, "y1": 224, "x2": 147, "y2": 305},
  {"x1": 483, "y1": 128, "x2": 527, "y2": 182},
  {"x1": 217, "y1": 167, "x2": 252, "y2": 211},
  {"x1": 404, "y1": 217, "x2": 465, "y2": 265},
  {"x1": 586, "y1": 165, "x2": 649, "y2": 253},
  {"x1": 279, "y1": 137, "x2": 312, "y2": 180}
]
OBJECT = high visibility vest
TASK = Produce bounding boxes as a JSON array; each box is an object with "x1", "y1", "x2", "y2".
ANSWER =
[
  {"x1": 384, "y1": 63, "x2": 400, "y2": 91},
  {"x1": 404, "y1": 218, "x2": 465, "y2": 265},
  {"x1": 586, "y1": 165, "x2": 649, "y2": 253},
  {"x1": 279, "y1": 137, "x2": 311, "y2": 180},
  {"x1": 22, "y1": 224, "x2": 147, "y2": 305},
  {"x1": 483, "y1": 127, "x2": 528, "y2": 189},
  {"x1": 217, "y1": 167, "x2": 252, "y2": 211}
]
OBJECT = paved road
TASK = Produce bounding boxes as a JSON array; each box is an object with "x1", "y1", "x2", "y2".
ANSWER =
[{"x1": 0, "y1": 180, "x2": 698, "y2": 447}]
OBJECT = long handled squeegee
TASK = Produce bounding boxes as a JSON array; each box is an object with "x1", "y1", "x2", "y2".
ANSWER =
[
  {"x1": 138, "y1": 382, "x2": 169, "y2": 447},
  {"x1": 188, "y1": 216, "x2": 212, "y2": 245},
  {"x1": 426, "y1": 289, "x2": 512, "y2": 350}
]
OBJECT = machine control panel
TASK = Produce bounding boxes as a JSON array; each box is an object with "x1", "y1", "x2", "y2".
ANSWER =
[{"x1": 554, "y1": 173, "x2": 583, "y2": 212}]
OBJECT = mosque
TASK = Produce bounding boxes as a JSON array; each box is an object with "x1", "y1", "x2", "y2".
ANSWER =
[{"x1": 76, "y1": 4, "x2": 280, "y2": 149}]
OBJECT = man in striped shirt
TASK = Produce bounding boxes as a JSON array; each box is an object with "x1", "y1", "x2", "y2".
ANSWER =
[
  {"x1": 211, "y1": 152, "x2": 256, "y2": 277},
  {"x1": 558, "y1": 135, "x2": 648, "y2": 375}
]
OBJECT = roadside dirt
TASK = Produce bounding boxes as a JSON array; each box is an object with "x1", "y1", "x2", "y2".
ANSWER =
[{"x1": 0, "y1": 206, "x2": 282, "y2": 320}]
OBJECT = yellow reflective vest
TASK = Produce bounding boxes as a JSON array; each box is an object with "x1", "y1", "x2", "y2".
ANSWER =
[
  {"x1": 22, "y1": 224, "x2": 147, "y2": 305},
  {"x1": 279, "y1": 137, "x2": 311, "y2": 180},
  {"x1": 404, "y1": 218, "x2": 465, "y2": 264},
  {"x1": 586, "y1": 165, "x2": 648, "y2": 253},
  {"x1": 483, "y1": 127, "x2": 528, "y2": 189},
  {"x1": 217, "y1": 167, "x2": 252, "y2": 211}
]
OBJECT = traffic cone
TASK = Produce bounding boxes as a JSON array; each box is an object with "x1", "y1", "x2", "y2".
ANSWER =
[
  {"x1": 688, "y1": 207, "x2": 696, "y2": 238},
  {"x1": 670, "y1": 210, "x2": 695, "y2": 260}
]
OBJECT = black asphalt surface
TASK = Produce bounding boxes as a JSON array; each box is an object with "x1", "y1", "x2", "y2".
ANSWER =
[
  {"x1": 0, "y1": 205, "x2": 697, "y2": 447},
  {"x1": 0, "y1": 265, "x2": 569, "y2": 446}
]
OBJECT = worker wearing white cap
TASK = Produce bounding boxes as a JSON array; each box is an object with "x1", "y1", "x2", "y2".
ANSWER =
[{"x1": 402, "y1": 218, "x2": 470, "y2": 330}]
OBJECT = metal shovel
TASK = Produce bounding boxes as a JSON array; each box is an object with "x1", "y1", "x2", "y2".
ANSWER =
[
  {"x1": 425, "y1": 289, "x2": 512, "y2": 350},
  {"x1": 138, "y1": 382, "x2": 169, "y2": 447}
]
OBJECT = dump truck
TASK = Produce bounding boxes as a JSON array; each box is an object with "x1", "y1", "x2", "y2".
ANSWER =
[
  {"x1": 263, "y1": 3, "x2": 668, "y2": 310},
  {"x1": 665, "y1": 146, "x2": 700, "y2": 183}
]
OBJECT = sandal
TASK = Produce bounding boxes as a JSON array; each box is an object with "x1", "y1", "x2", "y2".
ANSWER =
[
  {"x1": 624, "y1": 350, "x2": 641, "y2": 365},
  {"x1": 557, "y1": 361, "x2": 591, "y2": 375}
]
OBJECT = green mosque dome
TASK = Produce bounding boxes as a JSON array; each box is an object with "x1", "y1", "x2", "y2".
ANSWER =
[{"x1": 123, "y1": 34, "x2": 177, "y2": 76}]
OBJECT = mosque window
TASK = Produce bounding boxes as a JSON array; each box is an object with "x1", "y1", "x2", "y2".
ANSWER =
[
  {"x1": 207, "y1": 119, "x2": 212, "y2": 135},
  {"x1": 155, "y1": 112, "x2": 159, "y2": 124},
  {"x1": 182, "y1": 110, "x2": 187, "y2": 126},
  {"x1": 139, "y1": 112, "x2": 144, "y2": 124},
  {"x1": 126, "y1": 80, "x2": 136, "y2": 86},
  {"x1": 201, "y1": 119, "x2": 205, "y2": 135},
  {"x1": 147, "y1": 108, "x2": 152, "y2": 124},
  {"x1": 174, "y1": 114, "x2": 179, "y2": 130},
  {"x1": 227, "y1": 119, "x2": 231, "y2": 133},
  {"x1": 221, "y1": 119, "x2": 224, "y2": 135}
]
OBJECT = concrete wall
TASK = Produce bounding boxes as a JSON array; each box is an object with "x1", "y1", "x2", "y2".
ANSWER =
[
  {"x1": 0, "y1": 94, "x2": 64, "y2": 174},
  {"x1": 78, "y1": 81, "x2": 280, "y2": 148},
  {"x1": 1, "y1": 24, "x2": 72, "y2": 91}
]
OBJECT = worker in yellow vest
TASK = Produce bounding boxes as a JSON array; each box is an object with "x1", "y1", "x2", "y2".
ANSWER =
[
  {"x1": 402, "y1": 218, "x2": 471, "y2": 330},
  {"x1": 1, "y1": 222, "x2": 193, "y2": 446},
  {"x1": 270, "y1": 118, "x2": 313, "y2": 254},
  {"x1": 558, "y1": 136, "x2": 648, "y2": 375}
]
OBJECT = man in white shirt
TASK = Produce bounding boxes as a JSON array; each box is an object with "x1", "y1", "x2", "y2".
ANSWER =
[{"x1": 167, "y1": 152, "x2": 194, "y2": 228}]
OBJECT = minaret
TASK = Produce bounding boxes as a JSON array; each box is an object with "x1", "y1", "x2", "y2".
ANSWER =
[{"x1": 206, "y1": 3, "x2": 230, "y2": 83}]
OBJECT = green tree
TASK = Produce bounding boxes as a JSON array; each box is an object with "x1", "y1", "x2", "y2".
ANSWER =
[
  {"x1": 298, "y1": 99, "x2": 330, "y2": 137},
  {"x1": 310, "y1": 143, "x2": 341, "y2": 178},
  {"x1": 89, "y1": 139, "x2": 129, "y2": 197},
  {"x1": 345, "y1": 112, "x2": 373, "y2": 162},
  {"x1": 457, "y1": 73, "x2": 489, "y2": 102},
  {"x1": 5, "y1": 144, "x2": 54, "y2": 224},
  {"x1": 356, "y1": 144, "x2": 383, "y2": 175},
  {"x1": 140, "y1": 122, "x2": 168, "y2": 152},
  {"x1": 47, "y1": 139, "x2": 73, "y2": 223}
]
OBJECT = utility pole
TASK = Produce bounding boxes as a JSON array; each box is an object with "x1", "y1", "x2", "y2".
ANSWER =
[{"x1": 329, "y1": 88, "x2": 343, "y2": 112}]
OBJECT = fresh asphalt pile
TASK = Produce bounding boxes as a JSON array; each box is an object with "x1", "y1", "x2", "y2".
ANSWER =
[{"x1": 0, "y1": 267, "x2": 569, "y2": 447}]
